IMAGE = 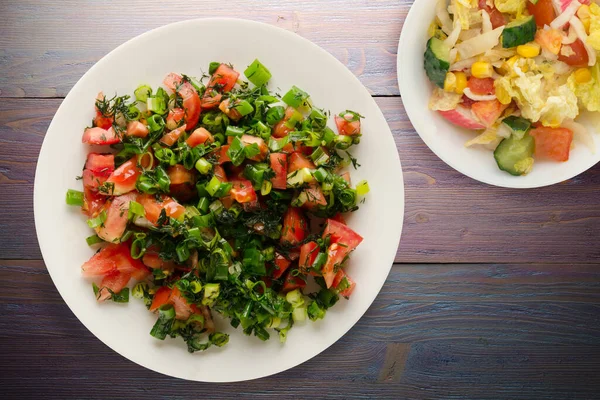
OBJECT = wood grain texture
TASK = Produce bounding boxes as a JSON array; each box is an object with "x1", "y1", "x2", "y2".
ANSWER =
[
  {"x1": 2, "y1": 98, "x2": 599, "y2": 262},
  {"x1": 0, "y1": 0, "x2": 406, "y2": 98},
  {"x1": 1, "y1": 260, "x2": 599, "y2": 399}
]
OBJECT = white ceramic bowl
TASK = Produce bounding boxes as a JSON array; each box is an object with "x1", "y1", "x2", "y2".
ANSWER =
[
  {"x1": 397, "y1": 0, "x2": 600, "y2": 188},
  {"x1": 34, "y1": 18, "x2": 404, "y2": 382}
]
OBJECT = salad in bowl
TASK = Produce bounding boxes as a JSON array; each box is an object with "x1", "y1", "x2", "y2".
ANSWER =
[{"x1": 425, "y1": 0, "x2": 600, "y2": 176}]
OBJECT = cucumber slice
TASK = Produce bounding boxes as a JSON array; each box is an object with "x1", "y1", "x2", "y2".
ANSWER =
[
  {"x1": 502, "y1": 16, "x2": 536, "y2": 48},
  {"x1": 502, "y1": 116, "x2": 531, "y2": 140},
  {"x1": 424, "y1": 37, "x2": 450, "y2": 88},
  {"x1": 494, "y1": 134, "x2": 535, "y2": 176}
]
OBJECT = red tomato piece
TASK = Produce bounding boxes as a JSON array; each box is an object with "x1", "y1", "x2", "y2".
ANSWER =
[
  {"x1": 160, "y1": 126, "x2": 186, "y2": 147},
  {"x1": 201, "y1": 90, "x2": 222, "y2": 110},
  {"x1": 94, "y1": 112, "x2": 114, "y2": 130},
  {"x1": 282, "y1": 271, "x2": 307, "y2": 293},
  {"x1": 269, "y1": 153, "x2": 288, "y2": 190},
  {"x1": 301, "y1": 184, "x2": 327, "y2": 210},
  {"x1": 272, "y1": 120, "x2": 294, "y2": 138},
  {"x1": 321, "y1": 219, "x2": 363, "y2": 288},
  {"x1": 478, "y1": 0, "x2": 506, "y2": 28},
  {"x1": 96, "y1": 192, "x2": 136, "y2": 243},
  {"x1": 558, "y1": 39, "x2": 590, "y2": 67},
  {"x1": 97, "y1": 271, "x2": 131, "y2": 302},
  {"x1": 137, "y1": 193, "x2": 186, "y2": 225},
  {"x1": 104, "y1": 157, "x2": 142, "y2": 195},
  {"x1": 280, "y1": 207, "x2": 308, "y2": 246},
  {"x1": 527, "y1": 0, "x2": 556, "y2": 28},
  {"x1": 335, "y1": 114, "x2": 361, "y2": 136},
  {"x1": 83, "y1": 153, "x2": 115, "y2": 191},
  {"x1": 219, "y1": 99, "x2": 243, "y2": 121},
  {"x1": 149, "y1": 286, "x2": 172, "y2": 311},
  {"x1": 169, "y1": 286, "x2": 194, "y2": 320},
  {"x1": 467, "y1": 77, "x2": 495, "y2": 95},
  {"x1": 299, "y1": 241, "x2": 319, "y2": 273},
  {"x1": 166, "y1": 108, "x2": 185, "y2": 130},
  {"x1": 331, "y1": 213, "x2": 346, "y2": 225},
  {"x1": 288, "y1": 152, "x2": 315, "y2": 173},
  {"x1": 82, "y1": 187, "x2": 107, "y2": 217},
  {"x1": 218, "y1": 145, "x2": 231, "y2": 164},
  {"x1": 230, "y1": 179, "x2": 257, "y2": 204},
  {"x1": 186, "y1": 127, "x2": 214, "y2": 148},
  {"x1": 82, "y1": 127, "x2": 120, "y2": 145},
  {"x1": 207, "y1": 64, "x2": 240, "y2": 93},
  {"x1": 163, "y1": 73, "x2": 201, "y2": 130},
  {"x1": 214, "y1": 165, "x2": 228, "y2": 182},
  {"x1": 332, "y1": 269, "x2": 356, "y2": 298},
  {"x1": 471, "y1": 100, "x2": 507, "y2": 128},
  {"x1": 529, "y1": 127, "x2": 573, "y2": 162},
  {"x1": 85, "y1": 243, "x2": 149, "y2": 281},
  {"x1": 167, "y1": 164, "x2": 195, "y2": 185},
  {"x1": 241, "y1": 134, "x2": 268, "y2": 161},
  {"x1": 125, "y1": 121, "x2": 149, "y2": 138},
  {"x1": 272, "y1": 252, "x2": 292, "y2": 279}
]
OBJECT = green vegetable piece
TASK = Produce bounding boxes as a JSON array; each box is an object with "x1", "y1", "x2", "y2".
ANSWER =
[
  {"x1": 85, "y1": 234, "x2": 103, "y2": 246},
  {"x1": 424, "y1": 37, "x2": 450, "y2": 88},
  {"x1": 195, "y1": 157, "x2": 213, "y2": 174},
  {"x1": 266, "y1": 106, "x2": 285, "y2": 126},
  {"x1": 356, "y1": 180, "x2": 370, "y2": 195},
  {"x1": 501, "y1": 16, "x2": 536, "y2": 48},
  {"x1": 66, "y1": 189, "x2": 84, "y2": 206},
  {"x1": 494, "y1": 133, "x2": 535, "y2": 176},
  {"x1": 150, "y1": 304, "x2": 175, "y2": 340},
  {"x1": 235, "y1": 100, "x2": 254, "y2": 116},
  {"x1": 307, "y1": 301, "x2": 326, "y2": 321},
  {"x1": 202, "y1": 283, "x2": 221, "y2": 306},
  {"x1": 134, "y1": 85, "x2": 152, "y2": 102},
  {"x1": 209, "y1": 62, "x2": 221, "y2": 75},
  {"x1": 86, "y1": 210, "x2": 106, "y2": 229},
  {"x1": 242, "y1": 248, "x2": 266, "y2": 275},
  {"x1": 225, "y1": 125, "x2": 246, "y2": 137},
  {"x1": 282, "y1": 86, "x2": 310, "y2": 108},
  {"x1": 502, "y1": 116, "x2": 531, "y2": 140},
  {"x1": 244, "y1": 59, "x2": 272, "y2": 87},
  {"x1": 128, "y1": 200, "x2": 145, "y2": 220}
]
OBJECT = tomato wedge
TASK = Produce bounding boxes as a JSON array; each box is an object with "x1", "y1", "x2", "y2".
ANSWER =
[
  {"x1": 272, "y1": 252, "x2": 292, "y2": 279},
  {"x1": 82, "y1": 153, "x2": 114, "y2": 191},
  {"x1": 163, "y1": 73, "x2": 201, "y2": 130},
  {"x1": 332, "y1": 269, "x2": 356, "y2": 298},
  {"x1": 241, "y1": 135, "x2": 268, "y2": 161},
  {"x1": 321, "y1": 219, "x2": 363, "y2": 288},
  {"x1": 467, "y1": 77, "x2": 495, "y2": 95},
  {"x1": 166, "y1": 108, "x2": 185, "y2": 130},
  {"x1": 104, "y1": 157, "x2": 142, "y2": 195},
  {"x1": 137, "y1": 193, "x2": 186, "y2": 225},
  {"x1": 96, "y1": 192, "x2": 136, "y2": 243},
  {"x1": 335, "y1": 114, "x2": 361, "y2": 136},
  {"x1": 82, "y1": 127, "x2": 120, "y2": 145},
  {"x1": 186, "y1": 127, "x2": 214, "y2": 148},
  {"x1": 288, "y1": 153, "x2": 315, "y2": 173},
  {"x1": 280, "y1": 207, "x2": 308, "y2": 246},
  {"x1": 299, "y1": 241, "x2": 319, "y2": 273},
  {"x1": 558, "y1": 39, "x2": 590, "y2": 67},
  {"x1": 527, "y1": 0, "x2": 556, "y2": 28},
  {"x1": 97, "y1": 271, "x2": 131, "y2": 302},
  {"x1": 230, "y1": 179, "x2": 258, "y2": 203},
  {"x1": 269, "y1": 153, "x2": 288, "y2": 190},
  {"x1": 282, "y1": 271, "x2": 306, "y2": 293},
  {"x1": 529, "y1": 127, "x2": 573, "y2": 162},
  {"x1": 207, "y1": 64, "x2": 240, "y2": 93},
  {"x1": 150, "y1": 286, "x2": 172, "y2": 311}
]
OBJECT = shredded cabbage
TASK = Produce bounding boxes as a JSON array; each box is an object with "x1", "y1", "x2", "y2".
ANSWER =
[
  {"x1": 494, "y1": 0, "x2": 526, "y2": 15},
  {"x1": 465, "y1": 126, "x2": 499, "y2": 147},
  {"x1": 456, "y1": 26, "x2": 505, "y2": 59},
  {"x1": 588, "y1": 3, "x2": 600, "y2": 51},
  {"x1": 429, "y1": 88, "x2": 463, "y2": 111},
  {"x1": 568, "y1": 62, "x2": 600, "y2": 112},
  {"x1": 454, "y1": 0, "x2": 473, "y2": 29}
]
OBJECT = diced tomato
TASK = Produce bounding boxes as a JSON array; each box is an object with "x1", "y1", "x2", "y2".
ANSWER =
[
  {"x1": 288, "y1": 152, "x2": 315, "y2": 173},
  {"x1": 529, "y1": 127, "x2": 573, "y2": 162},
  {"x1": 82, "y1": 246, "x2": 119, "y2": 277},
  {"x1": 332, "y1": 269, "x2": 356, "y2": 298},
  {"x1": 137, "y1": 193, "x2": 186, "y2": 225},
  {"x1": 332, "y1": 213, "x2": 346, "y2": 225},
  {"x1": 82, "y1": 187, "x2": 107, "y2": 217},
  {"x1": 104, "y1": 157, "x2": 142, "y2": 195},
  {"x1": 280, "y1": 207, "x2": 308, "y2": 246},
  {"x1": 97, "y1": 270, "x2": 131, "y2": 302},
  {"x1": 149, "y1": 286, "x2": 172, "y2": 311},
  {"x1": 230, "y1": 179, "x2": 257, "y2": 203},
  {"x1": 201, "y1": 90, "x2": 222, "y2": 109},
  {"x1": 163, "y1": 73, "x2": 201, "y2": 130},
  {"x1": 186, "y1": 127, "x2": 214, "y2": 147},
  {"x1": 167, "y1": 164, "x2": 195, "y2": 185},
  {"x1": 160, "y1": 126, "x2": 186, "y2": 147},
  {"x1": 219, "y1": 99, "x2": 242, "y2": 121},
  {"x1": 96, "y1": 192, "x2": 136, "y2": 243},
  {"x1": 461, "y1": 95, "x2": 477, "y2": 108},
  {"x1": 169, "y1": 286, "x2": 194, "y2": 320},
  {"x1": 471, "y1": 100, "x2": 506, "y2": 128},
  {"x1": 125, "y1": 121, "x2": 149, "y2": 138},
  {"x1": 142, "y1": 252, "x2": 175, "y2": 270},
  {"x1": 535, "y1": 29, "x2": 563, "y2": 55},
  {"x1": 558, "y1": 39, "x2": 590, "y2": 67},
  {"x1": 527, "y1": 0, "x2": 556, "y2": 28},
  {"x1": 340, "y1": 171, "x2": 351, "y2": 184},
  {"x1": 321, "y1": 219, "x2": 363, "y2": 288},
  {"x1": 214, "y1": 165, "x2": 228, "y2": 182},
  {"x1": 94, "y1": 113, "x2": 113, "y2": 130},
  {"x1": 335, "y1": 114, "x2": 361, "y2": 136},
  {"x1": 281, "y1": 271, "x2": 306, "y2": 293},
  {"x1": 477, "y1": 0, "x2": 506, "y2": 28},
  {"x1": 467, "y1": 77, "x2": 495, "y2": 96},
  {"x1": 226, "y1": 164, "x2": 246, "y2": 180},
  {"x1": 272, "y1": 252, "x2": 292, "y2": 279},
  {"x1": 207, "y1": 64, "x2": 240, "y2": 93},
  {"x1": 272, "y1": 120, "x2": 294, "y2": 138},
  {"x1": 299, "y1": 241, "x2": 319, "y2": 273},
  {"x1": 301, "y1": 184, "x2": 327, "y2": 210},
  {"x1": 166, "y1": 108, "x2": 185, "y2": 130},
  {"x1": 82, "y1": 126, "x2": 120, "y2": 145},
  {"x1": 241, "y1": 135, "x2": 268, "y2": 161},
  {"x1": 269, "y1": 153, "x2": 288, "y2": 190},
  {"x1": 82, "y1": 153, "x2": 114, "y2": 191},
  {"x1": 218, "y1": 145, "x2": 231, "y2": 164}
]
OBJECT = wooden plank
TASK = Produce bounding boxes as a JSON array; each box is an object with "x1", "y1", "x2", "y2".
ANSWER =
[
  {"x1": 0, "y1": 0, "x2": 406, "y2": 98},
  {"x1": 1, "y1": 260, "x2": 599, "y2": 399},
  {"x1": 1, "y1": 98, "x2": 600, "y2": 262}
]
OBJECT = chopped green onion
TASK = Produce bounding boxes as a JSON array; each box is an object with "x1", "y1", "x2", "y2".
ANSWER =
[
  {"x1": 213, "y1": 133, "x2": 225, "y2": 144},
  {"x1": 66, "y1": 189, "x2": 84, "y2": 206},
  {"x1": 317, "y1": 288, "x2": 339, "y2": 308},
  {"x1": 190, "y1": 281, "x2": 203, "y2": 294},
  {"x1": 286, "y1": 289, "x2": 305, "y2": 308},
  {"x1": 244, "y1": 59, "x2": 272, "y2": 87},
  {"x1": 187, "y1": 227, "x2": 202, "y2": 241},
  {"x1": 85, "y1": 234, "x2": 103, "y2": 246},
  {"x1": 229, "y1": 204, "x2": 243, "y2": 219},
  {"x1": 127, "y1": 105, "x2": 141, "y2": 121},
  {"x1": 209, "y1": 199, "x2": 224, "y2": 215},
  {"x1": 313, "y1": 168, "x2": 329, "y2": 183},
  {"x1": 338, "y1": 188, "x2": 357, "y2": 207},
  {"x1": 268, "y1": 136, "x2": 289, "y2": 152},
  {"x1": 206, "y1": 176, "x2": 222, "y2": 197},
  {"x1": 225, "y1": 125, "x2": 246, "y2": 137},
  {"x1": 150, "y1": 304, "x2": 175, "y2": 340},
  {"x1": 197, "y1": 197, "x2": 210, "y2": 214},
  {"x1": 322, "y1": 127, "x2": 336, "y2": 145},
  {"x1": 255, "y1": 121, "x2": 271, "y2": 140},
  {"x1": 195, "y1": 157, "x2": 212, "y2": 174},
  {"x1": 202, "y1": 283, "x2": 221, "y2": 306},
  {"x1": 176, "y1": 242, "x2": 190, "y2": 262},
  {"x1": 287, "y1": 167, "x2": 315, "y2": 187},
  {"x1": 128, "y1": 201, "x2": 145, "y2": 220},
  {"x1": 244, "y1": 143, "x2": 261, "y2": 159},
  {"x1": 227, "y1": 136, "x2": 247, "y2": 166},
  {"x1": 209, "y1": 62, "x2": 221, "y2": 75},
  {"x1": 132, "y1": 282, "x2": 148, "y2": 299},
  {"x1": 242, "y1": 248, "x2": 266, "y2": 275},
  {"x1": 261, "y1": 180, "x2": 272, "y2": 196},
  {"x1": 307, "y1": 301, "x2": 326, "y2": 321},
  {"x1": 130, "y1": 238, "x2": 146, "y2": 259},
  {"x1": 356, "y1": 180, "x2": 370, "y2": 195},
  {"x1": 266, "y1": 106, "x2": 285, "y2": 126},
  {"x1": 309, "y1": 108, "x2": 327, "y2": 131},
  {"x1": 285, "y1": 110, "x2": 304, "y2": 128},
  {"x1": 311, "y1": 252, "x2": 327, "y2": 272},
  {"x1": 146, "y1": 114, "x2": 165, "y2": 133},
  {"x1": 193, "y1": 213, "x2": 215, "y2": 228},
  {"x1": 292, "y1": 306, "x2": 307, "y2": 322},
  {"x1": 234, "y1": 100, "x2": 254, "y2": 117},
  {"x1": 86, "y1": 211, "x2": 107, "y2": 229},
  {"x1": 282, "y1": 86, "x2": 310, "y2": 108},
  {"x1": 334, "y1": 134, "x2": 353, "y2": 150},
  {"x1": 257, "y1": 95, "x2": 279, "y2": 104},
  {"x1": 110, "y1": 288, "x2": 130, "y2": 303},
  {"x1": 134, "y1": 85, "x2": 152, "y2": 102},
  {"x1": 310, "y1": 147, "x2": 330, "y2": 166}
]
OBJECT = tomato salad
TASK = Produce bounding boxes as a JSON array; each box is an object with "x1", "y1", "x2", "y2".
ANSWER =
[
  {"x1": 426, "y1": 0, "x2": 600, "y2": 176},
  {"x1": 65, "y1": 60, "x2": 370, "y2": 352}
]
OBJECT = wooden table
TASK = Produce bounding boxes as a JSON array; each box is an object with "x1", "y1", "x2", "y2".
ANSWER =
[{"x1": 1, "y1": 1, "x2": 599, "y2": 398}]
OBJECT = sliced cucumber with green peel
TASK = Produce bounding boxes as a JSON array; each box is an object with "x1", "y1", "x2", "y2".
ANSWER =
[
  {"x1": 502, "y1": 116, "x2": 531, "y2": 140},
  {"x1": 502, "y1": 16, "x2": 536, "y2": 48},
  {"x1": 424, "y1": 37, "x2": 450, "y2": 88},
  {"x1": 494, "y1": 134, "x2": 535, "y2": 176}
]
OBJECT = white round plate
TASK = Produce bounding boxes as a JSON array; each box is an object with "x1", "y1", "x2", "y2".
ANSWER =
[
  {"x1": 34, "y1": 18, "x2": 404, "y2": 382},
  {"x1": 397, "y1": 1, "x2": 600, "y2": 188}
]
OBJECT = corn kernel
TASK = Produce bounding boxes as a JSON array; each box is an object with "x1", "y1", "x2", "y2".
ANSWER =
[
  {"x1": 454, "y1": 71, "x2": 468, "y2": 94},
  {"x1": 471, "y1": 61, "x2": 493, "y2": 79},
  {"x1": 517, "y1": 43, "x2": 541, "y2": 58},
  {"x1": 443, "y1": 72, "x2": 457, "y2": 92},
  {"x1": 574, "y1": 67, "x2": 592, "y2": 83},
  {"x1": 577, "y1": 5, "x2": 591, "y2": 34}
]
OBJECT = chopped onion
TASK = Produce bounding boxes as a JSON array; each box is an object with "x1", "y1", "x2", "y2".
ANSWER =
[
  {"x1": 550, "y1": 0, "x2": 581, "y2": 29},
  {"x1": 445, "y1": 19, "x2": 462, "y2": 48},
  {"x1": 459, "y1": 28, "x2": 482, "y2": 41},
  {"x1": 449, "y1": 48, "x2": 458, "y2": 63},
  {"x1": 481, "y1": 9, "x2": 492, "y2": 33},
  {"x1": 455, "y1": 26, "x2": 504, "y2": 59},
  {"x1": 562, "y1": 119, "x2": 595, "y2": 153},
  {"x1": 450, "y1": 56, "x2": 478, "y2": 71},
  {"x1": 436, "y1": 0, "x2": 453, "y2": 34},
  {"x1": 562, "y1": 25, "x2": 578, "y2": 44},
  {"x1": 552, "y1": 60, "x2": 574, "y2": 74},
  {"x1": 463, "y1": 87, "x2": 497, "y2": 101},
  {"x1": 540, "y1": 48, "x2": 559, "y2": 61},
  {"x1": 569, "y1": 16, "x2": 596, "y2": 66}
]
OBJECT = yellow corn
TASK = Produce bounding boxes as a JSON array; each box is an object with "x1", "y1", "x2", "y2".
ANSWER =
[
  {"x1": 495, "y1": 84, "x2": 512, "y2": 105},
  {"x1": 471, "y1": 61, "x2": 493, "y2": 79},
  {"x1": 574, "y1": 67, "x2": 592, "y2": 83},
  {"x1": 577, "y1": 5, "x2": 591, "y2": 34},
  {"x1": 454, "y1": 71, "x2": 468, "y2": 94},
  {"x1": 517, "y1": 43, "x2": 541, "y2": 58},
  {"x1": 443, "y1": 72, "x2": 457, "y2": 92}
]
